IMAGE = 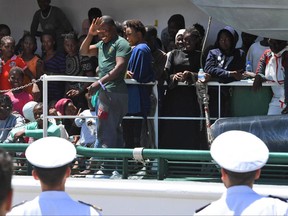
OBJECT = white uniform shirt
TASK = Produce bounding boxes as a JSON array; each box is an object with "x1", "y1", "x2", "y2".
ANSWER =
[
  {"x1": 195, "y1": 185, "x2": 288, "y2": 216},
  {"x1": 7, "y1": 191, "x2": 101, "y2": 216}
]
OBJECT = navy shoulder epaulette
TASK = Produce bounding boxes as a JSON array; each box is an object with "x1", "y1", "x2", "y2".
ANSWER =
[
  {"x1": 195, "y1": 203, "x2": 211, "y2": 213},
  {"x1": 11, "y1": 200, "x2": 27, "y2": 209},
  {"x1": 268, "y1": 195, "x2": 288, "y2": 203},
  {"x1": 78, "y1": 200, "x2": 102, "y2": 211}
]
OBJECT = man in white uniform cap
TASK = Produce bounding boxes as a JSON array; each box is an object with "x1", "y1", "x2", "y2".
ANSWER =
[
  {"x1": 7, "y1": 137, "x2": 102, "y2": 216},
  {"x1": 195, "y1": 130, "x2": 288, "y2": 216}
]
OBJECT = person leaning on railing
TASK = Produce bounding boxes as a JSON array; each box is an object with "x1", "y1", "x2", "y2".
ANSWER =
[
  {"x1": 204, "y1": 26, "x2": 246, "y2": 117},
  {"x1": 159, "y1": 26, "x2": 208, "y2": 150},
  {"x1": 252, "y1": 38, "x2": 288, "y2": 115},
  {"x1": 122, "y1": 19, "x2": 155, "y2": 149}
]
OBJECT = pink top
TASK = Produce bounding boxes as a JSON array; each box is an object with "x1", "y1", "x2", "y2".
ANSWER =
[{"x1": 5, "y1": 91, "x2": 33, "y2": 116}]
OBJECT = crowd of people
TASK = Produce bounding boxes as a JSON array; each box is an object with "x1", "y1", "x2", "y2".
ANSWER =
[
  {"x1": 1, "y1": 0, "x2": 288, "y2": 215},
  {"x1": 1, "y1": 0, "x2": 288, "y2": 166}
]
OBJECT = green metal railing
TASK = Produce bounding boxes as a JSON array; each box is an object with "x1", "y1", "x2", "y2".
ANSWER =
[{"x1": 1, "y1": 143, "x2": 288, "y2": 184}]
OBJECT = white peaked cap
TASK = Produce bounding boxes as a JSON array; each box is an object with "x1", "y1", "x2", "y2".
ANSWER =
[
  {"x1": 22, "y1": 101, "x2": 38, "y2": 122},
  {"x1": 210, "y1": 130, "x2": 269, "y2": 173},
  {"x1": 25, "y1": 137, "x2": 76, "y2": 168}
]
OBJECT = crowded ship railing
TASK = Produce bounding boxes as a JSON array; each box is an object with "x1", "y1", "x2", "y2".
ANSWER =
[
  {"x1": 41, "y1": 75, "x2": 160, "y2": 144},
  {"x1": 1, "y1": 76, "x2": 283, "y2": 181},
  {"x1": 41, "y1": 74, "x2": 277, "y2": 147}
]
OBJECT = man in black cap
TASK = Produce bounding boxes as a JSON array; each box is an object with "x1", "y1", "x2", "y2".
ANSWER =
[
  {"x1": 8, "y1": 137, "x2": 101, "y2": 216},
  {"x1": 195, "y1": 130, "x2": 288, "y2": 215}
]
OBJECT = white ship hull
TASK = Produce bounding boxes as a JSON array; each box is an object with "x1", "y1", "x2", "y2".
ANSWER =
[{"x1": 11, "y1": 176, "x2": 288, "y2": 215}]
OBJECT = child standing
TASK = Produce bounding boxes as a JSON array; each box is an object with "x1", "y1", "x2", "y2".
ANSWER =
[
  {"x1": 5, "y1": 67, "x2": 33, "y2": 116},
  {"x1": 75, "y1": 94, "x2": 98, "y2": 174},
  {"x1": 74, "y1": 94, "x2": 97, "y2": 147}
]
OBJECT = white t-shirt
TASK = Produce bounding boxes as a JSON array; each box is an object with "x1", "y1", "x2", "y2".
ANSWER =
[{"x1": 246, "y1": 41, "x2": 269, "y2": 72}]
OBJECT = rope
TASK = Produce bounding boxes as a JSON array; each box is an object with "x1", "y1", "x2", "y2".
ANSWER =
[
  {"x1": 196, "y1": 16, "x2": 214, "y2": 148},
  {"x1": 0, "y1": 76, "x2": 43, "y2": 94},
  {"x1": 195, "y1": 82, "x2": 208, "y2": 129},
  {"x1": 200, "y1": 16, "x2": 212, "y2": 69}
]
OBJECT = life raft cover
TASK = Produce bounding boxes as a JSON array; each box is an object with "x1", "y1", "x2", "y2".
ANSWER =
[{"x1": 211, "y1": 115, "x2": 288, "y2": 152}]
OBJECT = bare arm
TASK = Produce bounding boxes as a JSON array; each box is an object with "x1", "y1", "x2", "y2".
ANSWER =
[
  {"x1": 24, "y1": 67, "x2": 36, "y2": 80},
  {"x1": 24, "y1": 68, "x2": 40, "y2": 101},
  {"x1": 79, "y1": 34, "x2": 98, "y2": 57},
  {"x1": 79, "y1": 18, "x2": 103, "y2": 57}
]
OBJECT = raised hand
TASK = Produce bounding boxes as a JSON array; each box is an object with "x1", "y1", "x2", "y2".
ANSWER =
[{"x1": 88, "y1": 17, "x2": 104, "y2": 36}]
